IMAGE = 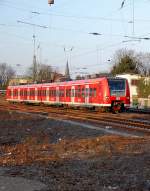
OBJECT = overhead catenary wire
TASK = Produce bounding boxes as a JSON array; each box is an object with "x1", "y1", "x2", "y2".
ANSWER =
[
  {"x1": 1, "y1": 0, "x2": 150, "y2": 74},
  {"x1": 1, "y1": 1, "x2": 150, "y2": 24}
]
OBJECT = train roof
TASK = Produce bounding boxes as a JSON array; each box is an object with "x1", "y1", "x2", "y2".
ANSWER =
[{"x1": 7, "y1": 77, "x2": 126, "y2": 88}]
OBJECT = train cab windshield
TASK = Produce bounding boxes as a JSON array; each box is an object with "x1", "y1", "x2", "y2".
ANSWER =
[{"x1": 108, "y1": 79, "x2": 126, "y2": 96}]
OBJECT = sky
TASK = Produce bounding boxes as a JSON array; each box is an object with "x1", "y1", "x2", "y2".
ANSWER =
[{"x1": 0, "y1": 0, "x2": 150, "y2": 78}]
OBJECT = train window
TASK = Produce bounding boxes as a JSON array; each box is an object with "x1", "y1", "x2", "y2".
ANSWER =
[
  {"x1": 50, "y1": 90, "x2": 52, "y2": 97},
  {"x1": 53, "y1": 90, "x2": 55, "y2": 97},
  {"x1": 14, "y1": 90, "x2": 18, "y2": 97},
  {"x1": 59, "y1": 90, "x2": 64, "y2": 97},
  {"x1": 42, "y1": 90, "x2": 46, "y2": 97},
  {"x1": 50, "y1": 89, "x2": 54, "y2": 97},
  {"x1": 51, "y1": 90, "x2": 53, "y2": 97},
  {"x1": 24, "y1": 90, "x2": 27, "y2": 97},
  {"x1": 108, "y1": 79, "x2": 125, "y2": 96},
  {"x1": 93, "y1": 88, "x2": 97, "y2": 97},
  {"x1": 85, "y1": 88, "x2": 89, "y2": 97},
  {"x1": 71, "y1": 89, "x2": 75, "y2": 97},
  {"x1": 38, "y1": 90, "x2": 41, "y2": 97},
  {"x1": 76, "y1": 88, "x2": 81, "y2": 97},
  {"x1": 89, "y1": 88, "x2": 93, "y2": 97},
  {"x1": 27, "y1": 90, "x2": 29, "y2": 97},
  {"x1": 49, "y1": 90, "x2": 51, "y2": 97},
  {"x1": 75, "y1": 89, "x2": 77, "y2": 97},
  {"x1": 66, "y1": 89, "x2": 71, "y2": 97},
  {"x1": 82, "y1": 88, "x2": 85, "y2": 97},
  {"x1": 30, "y1": 89, "x2": 35, "y2": 96},
  {"x1": 66, "y1": 90, "x2": 68, "y2": 97},
  {"x1": 11, "y1": 90, "x2": 13, "y2": 97},
  {"x1": 59, "y1": 90, "x2": 61, "y2": 97},
  {"x1": 75, "y1": 89, "x2": 78, "y2": 97},
  {"x1": 67, "y1": 90, "x2": 69, "y2": 97},
  {"x1": 20, "y1": 90, "x2": 23, "y2": 96}
]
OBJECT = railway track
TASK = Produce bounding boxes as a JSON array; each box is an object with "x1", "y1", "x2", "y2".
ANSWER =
[
  {"x1": 129, "y1": 108, "x2": 150, "y2": 114},
  {"x1": 0, "y1": 99, "x2": 150, "y2": 136}
]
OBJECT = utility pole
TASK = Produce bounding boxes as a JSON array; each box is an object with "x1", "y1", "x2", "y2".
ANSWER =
[
  {"x1": 33, "y1": 34, "x2": 37, "y2": 82},
  {"x1": 132, "y1": 0, "x2": 135, "y2": 36},
  {"x1": 17, "y1": 20, "x2": 47, "y2": 83}
]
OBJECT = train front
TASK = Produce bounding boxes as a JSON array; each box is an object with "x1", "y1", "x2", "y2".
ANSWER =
[{"x1": 107, "y1": 78, "x2": 130, "y2": 112}]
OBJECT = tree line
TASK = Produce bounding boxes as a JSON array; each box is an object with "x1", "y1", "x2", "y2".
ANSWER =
[
  {"x1": 110, "y1": 49, "x2": 150, "y2": 98},
  {"x1": 0, "y1": 48, "x2": 150, "y2": 97}
]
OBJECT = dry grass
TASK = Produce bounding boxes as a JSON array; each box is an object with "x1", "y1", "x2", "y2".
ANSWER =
[{"x1": 0, "y1": 135, "x2": 149, "y2": 166}]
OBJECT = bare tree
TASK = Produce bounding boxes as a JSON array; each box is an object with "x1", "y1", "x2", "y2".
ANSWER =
[
  {"x1": 0, "y1": 63, "x2": 15, "y2": 89},
  {"x1": 37, "y1": 64, "x2": 53, "y2": 83},
  {"x1": 26, "y1": 63, "x2": 63, "y2": 83},
  {"x1": 136, "y1": 52, "x2": 150, "y2": 76}
]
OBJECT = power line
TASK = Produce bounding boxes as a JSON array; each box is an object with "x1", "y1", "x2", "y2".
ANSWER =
[
  {"x1": 51, "y1": 41, "x2": 126, "y2": 68},
  {"x1": 17, "y1": 20, "x2": 48, "y2": 29},
  {"x1": 1, "y1": 1, "x2": 150, "y2": 24}
]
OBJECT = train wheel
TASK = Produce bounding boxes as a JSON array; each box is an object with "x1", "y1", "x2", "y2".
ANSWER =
[
  {"x1": 120, "y1": 103, "x2": 125, "y2": 112},
  {"x1": 112, "y1": 104, "x2": 121, "y2": 114}
]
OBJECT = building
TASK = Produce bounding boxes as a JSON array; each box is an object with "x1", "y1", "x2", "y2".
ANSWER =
[
  {"x1": 9, "y1": 76, "x2": 32, "y2": 86},
  {"x1": 116, "y1": 74, "x2": 150, "y2": 108}
]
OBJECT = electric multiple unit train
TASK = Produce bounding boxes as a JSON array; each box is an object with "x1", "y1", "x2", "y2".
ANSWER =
[{"x1": 6, "y1": 77, "x2": 130, "y2": 112}]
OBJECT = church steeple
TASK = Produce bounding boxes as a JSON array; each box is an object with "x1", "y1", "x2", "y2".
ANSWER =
[{"x1": 65, "y1": 60, "x2": 71, "y2": 80}]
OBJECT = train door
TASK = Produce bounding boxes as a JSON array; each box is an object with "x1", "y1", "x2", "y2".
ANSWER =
[
  {"x1": 10, "y1": 88, "x2": 13, "y2": 100},
  {"x1": 46, "y1": 87, "x2": 49, "y2": 102},
  {"x1": 71, "y1": 86, "x2": 75, "y2": 104},
  {"x1": 35, "y1": 87, "x2": 38, "y2": 102},
  {"x1": 85, "y1": 85, "x2": 89, "y2": 105},
  {"x1": 56, "y1": 86, "x2": 59, "y2": 103},
  {"x1": 27, "y1": 88, "x2": 29, "y2": 101}
]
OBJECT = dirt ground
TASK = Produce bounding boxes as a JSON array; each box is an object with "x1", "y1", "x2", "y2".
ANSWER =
[{"x1": 0, "y1": 109, "x2": 150, "y2": 191}]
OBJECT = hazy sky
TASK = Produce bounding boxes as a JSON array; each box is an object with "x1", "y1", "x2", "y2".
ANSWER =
[{"x1": 0, "y1": 0, "x2": 150, "y2": 77}]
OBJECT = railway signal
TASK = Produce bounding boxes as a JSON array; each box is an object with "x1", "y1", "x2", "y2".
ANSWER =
[{"x1": 48, "y1": 0, "x2": 54, "y2": 5}]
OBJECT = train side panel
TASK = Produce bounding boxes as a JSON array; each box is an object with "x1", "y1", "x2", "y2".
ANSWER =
[{"x1": 6, "y1": 77, "x2": 130, "y2": 111}]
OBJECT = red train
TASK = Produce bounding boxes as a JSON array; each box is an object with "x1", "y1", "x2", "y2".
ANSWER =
[{"x1": 6, "y1": 77, "x2": 130, "y2": 112}]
